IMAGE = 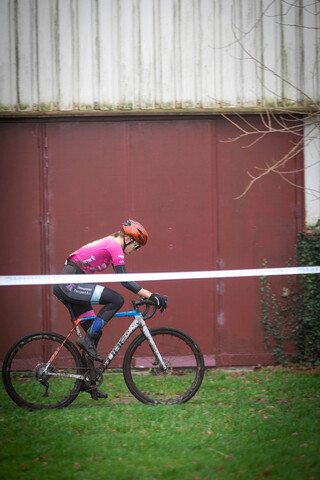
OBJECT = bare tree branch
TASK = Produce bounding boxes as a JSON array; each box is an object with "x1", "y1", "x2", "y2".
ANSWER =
[{"x1": 213, "y1": 1, "x2": 320, "y2": 202}]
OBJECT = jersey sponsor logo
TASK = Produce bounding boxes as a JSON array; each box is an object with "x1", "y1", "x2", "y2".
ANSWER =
[
  {"x1": 118, "y1": 254, "x2": 125, "y2": 265},
  {"x1": 74, "y1": 285, "x2": 93, "y2": 295},
  {"x1": 97, "y1": 263, "x2": 107, "y2": 271},
  {"x1": 82, "y1": 255, "x2": 96, "y2": 264}
]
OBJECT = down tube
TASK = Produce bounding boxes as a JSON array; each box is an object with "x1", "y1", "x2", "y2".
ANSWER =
[{"x1": 101, "y1": 317, "x2": 140, "y2": 369}]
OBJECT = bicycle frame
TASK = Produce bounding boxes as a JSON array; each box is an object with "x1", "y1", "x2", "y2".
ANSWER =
[
  {"x1": 102, "y1": 309, "x2": 167, "y2": 371},
  {"x1": 43, "y1": 308, "x2": 167, "y2": 380}
]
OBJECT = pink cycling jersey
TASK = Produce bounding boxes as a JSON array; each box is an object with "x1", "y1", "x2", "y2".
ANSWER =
[{"x1": 69, "y1": 237, "x2": 125, "y2": 273}]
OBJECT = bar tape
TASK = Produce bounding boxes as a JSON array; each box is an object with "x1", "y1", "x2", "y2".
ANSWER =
[{"x1": 0, "y1": 266, "x2": 319, "y2": 286}]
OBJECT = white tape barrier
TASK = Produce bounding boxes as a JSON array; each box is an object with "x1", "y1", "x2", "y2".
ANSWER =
[{"x1": 0, "y1": 266, "x2": 319, "y2": 286}]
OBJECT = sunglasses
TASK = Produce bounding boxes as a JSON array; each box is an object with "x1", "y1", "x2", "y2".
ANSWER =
[{"x1": 130, "y1": 239, "x2": 141, "y2": 250}]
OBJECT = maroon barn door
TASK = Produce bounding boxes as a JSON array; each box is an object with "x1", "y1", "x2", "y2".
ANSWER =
[{"x1": 0, "y1": 116, "x2": 303, "y2": 366}]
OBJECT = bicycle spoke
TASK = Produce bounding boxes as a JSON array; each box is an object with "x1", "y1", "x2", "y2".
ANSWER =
[
  {"x1": 123, "y1": 327, "x2": 204, "y2": 405},
  {"x1": 2, "y1": 333, "x2": 84, "y2": 410}
]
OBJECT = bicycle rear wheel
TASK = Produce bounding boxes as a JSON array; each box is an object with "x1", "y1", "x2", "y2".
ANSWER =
[
  {"x1": 123, "y1": 327, "x2": 204, "y2": 405},
  {"x1": 2, "y1": 332, "x2": 84, "y2": 410}
]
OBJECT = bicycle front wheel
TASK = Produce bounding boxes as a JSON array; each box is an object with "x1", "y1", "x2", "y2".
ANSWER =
[
  {"x1": 2, "y1": 332, "x2": 84, "y2": 410},
  {"x1": 123, "y1": 327, "x2": 204, "y2": 405}
]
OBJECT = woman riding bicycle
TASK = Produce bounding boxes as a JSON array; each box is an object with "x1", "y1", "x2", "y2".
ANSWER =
[{"x1": 53, "y1": 219, "x2": 167, "y2": 396}]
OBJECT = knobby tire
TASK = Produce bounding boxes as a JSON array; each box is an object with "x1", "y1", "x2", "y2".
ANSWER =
[
  {"x1": 2, "y1": 332, "x2": 84, "y2": 410},
  {"x1": 123, "y1": 327, "x2": 204, "y2": 404}
]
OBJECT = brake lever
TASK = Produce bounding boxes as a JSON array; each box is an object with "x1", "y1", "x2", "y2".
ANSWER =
[{"x1": 132, "y1": 295, "x2": 168, "y2": 320}]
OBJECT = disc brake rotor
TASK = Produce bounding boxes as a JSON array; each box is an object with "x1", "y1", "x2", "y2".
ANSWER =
[{"x1": 152, "y1": 358, "x2": 173, "y2": 376}]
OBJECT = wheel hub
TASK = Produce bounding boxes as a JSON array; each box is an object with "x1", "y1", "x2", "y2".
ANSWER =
[
  {"x1": 34, "y1": 363, "x2": 54, "y2": 382},
  {"x1": 152, "y1": 358, "x2": 173, "y2": 376}
]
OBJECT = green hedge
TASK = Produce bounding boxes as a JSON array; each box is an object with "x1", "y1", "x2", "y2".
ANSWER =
[
  {"x1": 296, "y1": 229, "x2": 320, "y2": 364},
  {"x1": 260, "y1": 226, "x2": 320, "y2": 365}
]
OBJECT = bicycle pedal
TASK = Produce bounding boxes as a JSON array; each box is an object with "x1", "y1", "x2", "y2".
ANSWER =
[{"x1": 93, "y1": 389, "x2": 108, "y2": 400}]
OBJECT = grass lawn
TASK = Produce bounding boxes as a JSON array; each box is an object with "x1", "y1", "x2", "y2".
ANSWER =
[{"x1": 0, "y1": 366, "x2": 319, "y2": 480}]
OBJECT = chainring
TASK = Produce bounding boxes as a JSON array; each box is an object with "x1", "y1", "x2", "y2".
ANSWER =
[{"x1": 83, "y1": 369, "x2": 103, "y2": 387}]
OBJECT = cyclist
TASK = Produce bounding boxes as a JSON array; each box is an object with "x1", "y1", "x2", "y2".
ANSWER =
[{"x1": 53, "y1": 219, "x2": 167, "y2": 398}]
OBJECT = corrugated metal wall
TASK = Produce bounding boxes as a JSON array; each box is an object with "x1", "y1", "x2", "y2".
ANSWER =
[
  {"x1": 0, "y1": 0, "x2": 319, "y2": 112},
  {"x1": 304, "y1": 116, "x2": 320, "y2": 225}
]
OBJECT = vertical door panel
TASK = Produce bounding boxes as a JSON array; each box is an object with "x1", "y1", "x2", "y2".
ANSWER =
[
  {"x1": 47, "y1": 120, "x2": 217, "y2": 363},
  {"x1": 0, "y1": 123, "x2": 43, "y2": 356},
  {"x1": 215, "y1": 116, "x2": 304, "y2": 365},
  {"x1": 127, "y1": 120, "x2": 217, "y2": 356},
  {"x1": 47, "y1": 121, "x2": 129, "y2": 347}
]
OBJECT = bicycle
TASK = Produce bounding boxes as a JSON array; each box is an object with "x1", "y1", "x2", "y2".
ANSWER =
[{"x1": 2, "y1": 297, "x2": 205, "y2": 410}]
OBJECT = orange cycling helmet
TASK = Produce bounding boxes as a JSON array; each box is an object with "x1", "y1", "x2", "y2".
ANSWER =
[{"x1": 122, "y1": 219, "x2": 148, "y2": 246}]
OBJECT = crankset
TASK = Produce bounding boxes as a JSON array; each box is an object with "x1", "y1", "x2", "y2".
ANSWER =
[{"x1": 83, "y1": 354, "x2": 104, "y2": 388}]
